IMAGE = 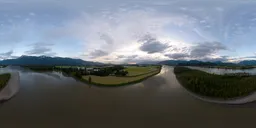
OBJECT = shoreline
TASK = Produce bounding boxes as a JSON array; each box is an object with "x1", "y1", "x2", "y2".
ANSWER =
[
  {"x1": 75, "y1": 69, "x2": 161, "y2": 87},
  {"x1": 0, "y1": 72, "x2": 20, "y2": 101},
  {"x1": 177, "y1": 79, "x2": 256, "y2": 104},
  {"x1": 174, "y1": 67, "x2": 256, "y2": 104}
]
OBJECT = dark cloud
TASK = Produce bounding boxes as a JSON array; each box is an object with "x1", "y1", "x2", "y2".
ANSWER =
[
  {"x1": 0, "y1": 50, "x2": 14, "y2": 59},
  {"x1": 123, "y1": 56, "x2": 159, "y2": 64},
  {"x1": 117, "y1": 55, "x2": 139, "y2": 63},
  {"x1": 190, "y1": 42, "x2": 227, "y2": 58},
  {"x1": 139, "y1": 34, "x2": 170, "y2": 54},
  {"x1": 165, "y1": 42, "x2": 227, "y2": 60},
  {"x1": 99, "y1": 33, "x2": 114, "y2": 44},
  {"x1": 125, "y1": 55, "x2": 138, "y2": 60},
  {"x1": 25, "y1": 42, "x2": 56, "y2": 56},
  {"x1": 117, "y1": 55, "x2": 125, "y2": 59},
  {"x1": 89, "y1": 50, "x2": 108, "y2": 58},
  {"x1": 202, "y1": 56, "x2": 229, "y2": 62},
  {"x1": 0, "y1": 50, "x2": 13, "y2": 57},
  {"x1": 165, "y1": 53, "x2": 189, "y2": 59},
  {"x1": 117, "y1": 55, "x2": 138, "y2": 59},
  {"x1": 26, "y1": 47, "x2": 51, "y2": 55}
]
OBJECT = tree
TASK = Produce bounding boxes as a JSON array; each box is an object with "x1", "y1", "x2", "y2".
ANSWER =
[
  {"x1": 88, "y1": 76, "x2": 92, "y2": 83},
  {"x1": 75, "y1": 72, "x2": 82, "y2": 79}
]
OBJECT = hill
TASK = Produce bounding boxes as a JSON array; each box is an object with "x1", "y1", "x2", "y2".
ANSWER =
[
  {"x1": 0, "y1": 56, "x2": 103, "y2": 66},
  {"x1": 159, "y1": 60, "x2": 237, "y2": 66},
  {"x1": 238, "y1": 60, "x2": 256, "y2": 66}
]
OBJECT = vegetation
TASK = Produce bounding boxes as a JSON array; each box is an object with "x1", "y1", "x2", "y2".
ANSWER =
[
  {"x1": 0, "y1": 65, "x2": 7, "y2": 68},
  {"x1": 73, "y1": 66, "x2": 162, "y2": 86},
  {"x1": 125, "y1": 66, "x2": 159, "y2": 76},
  {"x1": 81, "y1": 68, "x2": 161, "y2": 86},
  {"x1": 23, "y1": 66, "x2": 55, "y2": 71},
  {"x1": 174, "y1": 67, "x2": 256, "y2": 99},
  {"x1": 0, "y1": 73, "x2": 11, "y2": 91},
  {"x1": 25, "y1": 64, "x2": 162, "y2": 86}
]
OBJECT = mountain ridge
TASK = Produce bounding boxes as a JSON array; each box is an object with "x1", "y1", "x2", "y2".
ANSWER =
[
  {"x1": 0, "y1": 55, "x2": 103, "y2": 66},
  {"x1": 1, "y1": 55, "x2": 256, "y2": 66},
  {"x1": 158, "y1": 60, "x2": 256, "y2": 66}
]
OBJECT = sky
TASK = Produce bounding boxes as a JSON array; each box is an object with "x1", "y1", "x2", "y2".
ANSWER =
[{"x1": 0, "y1": 0, "x2": 256, "y2": 63}]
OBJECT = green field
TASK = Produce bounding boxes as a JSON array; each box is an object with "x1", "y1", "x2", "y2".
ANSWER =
[
  {"x1": 0, "y1": 73, "x2": 11, "y2": 91},
  {"x1": 82, "y1": 66, "x2": 161, "y2": 86},
  {"x1": 174, "y1": 67, "x2": 256, "y2": 99},
  {"x1": 125, "y1": 66, "x2": 159, "y2": 76}
]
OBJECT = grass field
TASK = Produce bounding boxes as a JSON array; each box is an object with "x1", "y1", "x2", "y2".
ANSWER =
[
  {"x1": 125, "y1": 66, "x2": 159, "y2": 76},
  {"x1": 83, "y1": 69, "x2": 160, "y2": 85},
  {"x1": 0, "y1": 73, "x2": 11, "y2": 91},
  {"x1": 174, "y1": 67, "x2": 256, "y2": 99}
]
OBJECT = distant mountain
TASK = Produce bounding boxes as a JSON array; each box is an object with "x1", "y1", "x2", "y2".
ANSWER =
[
  {"x1": 239, "y1": 60, "x2": 256, "y2": 66},
  {"x1": 159, "y1": 60, "x2": 188, "y2": 65},
  {"x1": 159, "y1": 60, "x2": 237, "y2": 66},
  {"x1": 0, "y1": 55, "x2": 103, "y2": 66},
  {"x1": 136, "y1": 60, "x2": 160, "y2": 65}
]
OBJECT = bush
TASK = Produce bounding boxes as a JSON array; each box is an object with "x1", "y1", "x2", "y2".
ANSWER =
[{"x1": 74, "y1": 72, "x2": 82, "y2": 79}]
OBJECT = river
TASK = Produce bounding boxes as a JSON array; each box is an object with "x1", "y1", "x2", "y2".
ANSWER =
[{"x1": 0, "y1": 66, "x2": 256, "y2": 128}]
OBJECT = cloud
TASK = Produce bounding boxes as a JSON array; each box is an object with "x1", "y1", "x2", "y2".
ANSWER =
[
  {"x1": 190, "y1": 42, "x2": 227, "y2": 58},
  {"x1": 0, "y1": 50, "x2": 13, "y2": 59},
  {"x1": 164, "y1": 42, "x2": 227, "y2": 60},
  {"x1": 25, "y1": 42, "x2": 56, "y2": 56},
  {"x1": 99, "y1": 33, "x2": 114, "y2": 44},
  {"x1": 165, "y1": 53, "x2": 189, "y2": 59},
  {"x1": 139, "y1": 34, "x2": 170, "y2": 54},
  {"x1": 117, "y1": 55, "x2": 126, "y2": 59},
  {"x1": 215, "y1": 7, "x2": 224, "y2": 12},
  {"x1": 0, "y1": 0, "x2": 255, "y2": 63},
  {"x1": 47, "y1": 9, "x2": 187, "y2": 62},
  {"x1": 202, "y1": 56, "x2": 229, "y2": 62},
  {"x1": 88, "y1": 50, "x2": 108, "y2": 58}
]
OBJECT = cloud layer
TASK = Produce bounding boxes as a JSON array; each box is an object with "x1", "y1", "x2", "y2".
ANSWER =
[
  {"x1": 25, "y1": 42, "x2": 56, "y2": 56},
  {"x1": 0, "y1": 0, "x2": 256, "y2": 63}
]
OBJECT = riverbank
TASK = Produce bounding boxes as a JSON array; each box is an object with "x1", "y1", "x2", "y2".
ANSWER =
[
  {"x1": 174, "y1": 67, "x2": 256, "y2": 99},
  {"x1": 0, "y1": 73, "x2": 10, "y2": 91},
  {"x1": 55, "y1": 66, "x2": 162, "y2": 87},
  {"x1": 0, "y1": 72, "x2": 20, "y2": 101},
  {"x1": 81, "y1": 69, "x2": 161, "y2": 87}
]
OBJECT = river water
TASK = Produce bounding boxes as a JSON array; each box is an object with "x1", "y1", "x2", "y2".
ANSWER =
[{"x1": 0, "y1": 66, "x2": 256, "y2": 128}]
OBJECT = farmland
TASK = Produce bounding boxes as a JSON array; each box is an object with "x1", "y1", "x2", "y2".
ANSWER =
[
  {"x1": 22, "y1": 65, "x2": 162, "y2": 86},
  {"x1": 82, "y1": 69, "x2": 160, "y2": 86},
  {"x1": 125, "y1": 66, "x2": 159, "y2": 76}
]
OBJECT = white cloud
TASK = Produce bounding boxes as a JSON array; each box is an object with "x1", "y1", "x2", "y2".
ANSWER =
[
  {"x1": 216, "y1": 7, "x2": 224, "y2": 12},
  {"x1": 0, "y1": 0, "x2": 255, "y2": 63},
  {"x1": 47, "y1": 9, "x2": 193, "y2": 62},
  {"x1": 29, "y1": 12, "x2": 35, "y2": 16}
]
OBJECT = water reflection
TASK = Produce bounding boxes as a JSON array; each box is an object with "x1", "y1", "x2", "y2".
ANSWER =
[
  {"x1": 187, "y1": 66, "x2": 256, "y2": 75},
  {"x1": 0, "y1": 66, "x2": 77, "y2": 87}
]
